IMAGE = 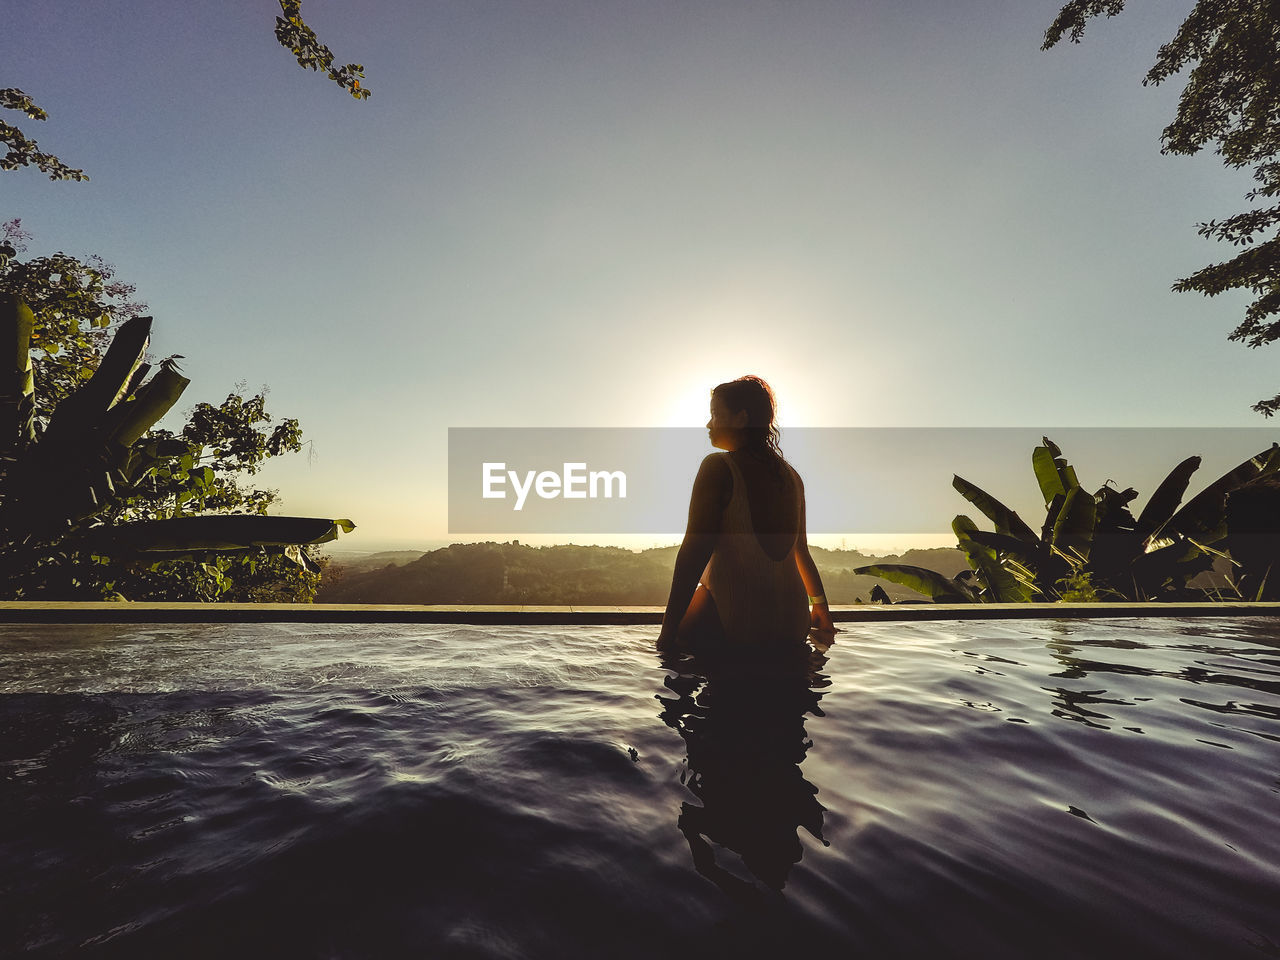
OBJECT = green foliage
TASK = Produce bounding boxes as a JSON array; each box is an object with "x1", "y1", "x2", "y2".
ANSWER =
[
  {"x1": 1, "y1": 220, "x2": 146, "y2": 418},
  {"x1": 127, "y1": 549, "x2": 327, "y2": 602},
  {"x1": 5, "y1": 543, "x2": 328, "y2": 603},
  {"x1": 856, "y1": 436, "x2": 1280, "y2": 603},
  {"x1": 275, "y1": 0, "x2": 371, "y2": 101},
  {"x1": 0, "y1": 224, "x2": 352, "y2": 600},
  {"x1": 184, "y1": 389, "x2": 304, "y2": 476},
  {"x1": 1055, "y1": 568, "x2": 1100, "y2": 602},
  {"x1": 1042, "y1": 1, "x2": 1127, "y2": 47},
  {"x1": 1043, "y1": 1, "x2": 1280, "y2": 414},
  {"x1": 945, "y1": 436, "x2": 1275, "y2": 601},
  {"x1": 953, "y1": 513, "x2": 1037, "y2": 602},
  {"x1": 0, "y1": 89, "x2": 88, "y2": 181}
]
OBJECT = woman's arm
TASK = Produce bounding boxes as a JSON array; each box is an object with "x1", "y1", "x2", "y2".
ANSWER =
[
  {"x1": 658, "y1": 455, "x2": 728, "y2": 645},
  {"x1": 794, "y1": 474, "x2": 836, "y2": 633}
]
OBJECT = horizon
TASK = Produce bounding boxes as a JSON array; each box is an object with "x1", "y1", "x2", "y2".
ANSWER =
[{"x1": 324, "y1": 532, "x2": 962, "y2": 557}]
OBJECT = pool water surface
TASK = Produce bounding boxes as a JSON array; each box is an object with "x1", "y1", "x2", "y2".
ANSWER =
[{"x1": 1, "y1": 617, "x2": 1277, "y2": 958}]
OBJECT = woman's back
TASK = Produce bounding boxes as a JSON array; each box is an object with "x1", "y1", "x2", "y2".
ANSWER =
[
  {"x1": 720, "y1": 450, "x2": 801, "y2": 560},
  {"x1": 705, "y1": 452, "x2": 810, "y2": 647}
]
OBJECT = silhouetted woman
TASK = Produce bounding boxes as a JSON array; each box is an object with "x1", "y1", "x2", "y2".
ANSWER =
[{"x1": 658, "y1": 376, "x2": 834, "y2": 652}]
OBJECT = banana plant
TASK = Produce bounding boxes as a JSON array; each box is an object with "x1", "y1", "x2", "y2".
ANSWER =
[
  {"x1": 960, "y1": 437, "x2": 1280, "y2": 600},
  {"x1": 0, "y1": 296, "x2": 353, "y2": 595},
  {"x1": 0, "y1": 311, "x2": 172, "y2": 536},
  {"x1": 856, "y1": 436, "x2": 1280, "y2": 603}
]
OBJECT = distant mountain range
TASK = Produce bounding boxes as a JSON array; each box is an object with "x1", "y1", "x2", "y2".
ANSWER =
[{"x1": 317, "y1": 541, "x2": 970, "y2": 605}]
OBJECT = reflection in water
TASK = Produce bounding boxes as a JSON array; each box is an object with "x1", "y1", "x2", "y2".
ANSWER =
[
  {"x1": 1039, "y1": 629, "x2": 1280, "y2": 732},
  {"x1": 656, "y1": 638, "x2": 833, "y2": 903}
]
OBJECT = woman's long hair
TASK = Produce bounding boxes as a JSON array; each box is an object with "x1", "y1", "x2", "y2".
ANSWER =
[{"x1": 712, "y1": 375, "x2": 787, "y2": 478}]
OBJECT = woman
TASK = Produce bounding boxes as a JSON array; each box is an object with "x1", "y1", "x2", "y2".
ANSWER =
[{"x1": 658, "y1": 375, "x2": 835, "y2": 652}]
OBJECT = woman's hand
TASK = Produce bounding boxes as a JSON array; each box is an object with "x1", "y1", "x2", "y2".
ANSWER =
[
  {"x1": 657, "y1": 622, "x2": 681, "y2": 651},
  {"x1": 810, "y1": 601, "x2": 836, "y2": 635}
]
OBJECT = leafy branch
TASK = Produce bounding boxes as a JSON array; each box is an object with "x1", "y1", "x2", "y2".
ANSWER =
[
  {"x1": 0, "y1": 88, "x2": 87, "y2": 181},
  {"x1": 275, "y1": 0, "x2": 371, "y2": 100},
  {"x1": 1043, "y1": 1, "x2": 1280, "y2": 415},
  {"x1": 4, "y1": 2, "x2": 370, "y2": 181}
]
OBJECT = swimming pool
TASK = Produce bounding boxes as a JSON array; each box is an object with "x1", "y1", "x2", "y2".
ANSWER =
[{"x1": 1, "y1": 617, "x2": 1277, "y2": 958}]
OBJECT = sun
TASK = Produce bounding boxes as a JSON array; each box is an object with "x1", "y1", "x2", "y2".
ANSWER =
[
  {"x1": 632, "y1": 282, "x2": 839, "y2": 429},
  {"x1": 656, "y1": 370, "x2": 819, "y2": 430}
]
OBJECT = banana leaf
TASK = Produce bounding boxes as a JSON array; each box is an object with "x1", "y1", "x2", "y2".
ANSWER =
[
  {"x1": 1032, "y1": 443, "x2": 1066, "y2": 506},
  {"x1": 1130, "y1": 538, "x2": 1214, "y2": 599},
  {"x1": 954, "y1": 514, "x2": 1033, "y2": 602},
  {"x1": 1135, "y1": 456, "x2": 1201, "y2": 536},
  {"x1": 964, "y1": 529, "x2": 1068, "y2": 595},
  {"x1": 1041, "y1": 437, "x2": 1079, "y2": 491},
  {"x1": 1040, "y1": 492, "x2": 1064, "y2": 543},
  {"x1": 1154, "y1": 444, "x2": 1280, "y2": 546},
  {"x1": 120, "y1": 362, "x2": 151, "y2": 402},
  {"x1": 282, "y1": 543, "x2": 317, "y2": 571},
  {"x1": 43, "y1": 315, "x2": 152, "y2": 447},
  {"x1": 1093, "y1": 484, "x2": 1139, "y2": 532},
  {"x1": 964, "y1": 528, "x2": 1048, "y2": 568},
  {"x1": 1032, "y1": 437, "x2": 1080, "y2": 506},
  {"x1": 1001, "y1": 554, "x2": 1044, "y2": 599},
  {"x1": 92, "y1": 515, "x2": 355, "y2": 552},
  {"x1": 851, "y1": 563, "x2": 978, "y2": 602},
  {"x1": 0, "y1": 295, "x2": 37, "y2": 459},
  {"x1": 103, "y1": 366, "x2": 191, "y2": 447},
  {"x1": 91, "y1": 316, "x2": 152, "y2": 412},
  {"x1": 952, "y1": 475, "x2": 1039, "y2": 542},
  {"x1": 1051, "y1": 486, "x2": 1097, "y2": 561}
]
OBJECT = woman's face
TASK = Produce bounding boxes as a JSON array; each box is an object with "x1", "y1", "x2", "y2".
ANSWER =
[{"x1": 707, "y1": 394, "x2": 747, "y2": 450}]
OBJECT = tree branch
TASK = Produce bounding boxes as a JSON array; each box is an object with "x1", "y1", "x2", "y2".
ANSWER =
[{"x1": 274, "y1": 0, "x2": 371, "y2": 100}]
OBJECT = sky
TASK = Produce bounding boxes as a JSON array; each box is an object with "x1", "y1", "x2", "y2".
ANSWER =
[{"x1": 5, "y1": 0, "x2": 1278, "y2": 553}]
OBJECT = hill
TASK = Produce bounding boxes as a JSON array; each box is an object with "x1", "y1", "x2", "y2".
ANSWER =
[
  {"x1": 324, "y1": 551, "x2": 426, "y2": 576},
  {"x1": 318, "y1": 541, "x2": 969, "y2": 605}
]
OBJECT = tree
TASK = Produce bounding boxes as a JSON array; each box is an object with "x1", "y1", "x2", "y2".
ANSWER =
[
  {"x1": 2, "y1": 0, "x2": 369, "y2": 182},
  {"x1": 1043, "y1": 1, "x2": 1280, "y2": 414},
  {"x1": 0, "y1": 222, "x2": 350, "y2": 600}
]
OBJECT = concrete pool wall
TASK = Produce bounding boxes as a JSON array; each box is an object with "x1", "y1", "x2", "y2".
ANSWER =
[{"x1": 2, "y1": 601, "x2": 1280, "y2": 624}]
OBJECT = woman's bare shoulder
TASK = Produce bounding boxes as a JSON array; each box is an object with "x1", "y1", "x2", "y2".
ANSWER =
[
  {"x1": 696, "y1": 452, "x2": 732, "y2": 485},
  {"x1": 786, "y1": 461, "x2": 805, "y2": 490},
  {"x1": 689, "y1": 453, "x2": 733, "y2": 518}
]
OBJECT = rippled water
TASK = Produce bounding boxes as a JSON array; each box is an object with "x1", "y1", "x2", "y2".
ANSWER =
[{"x1": 2, "y1": 617, "x2": 1279, "y2": 958}]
